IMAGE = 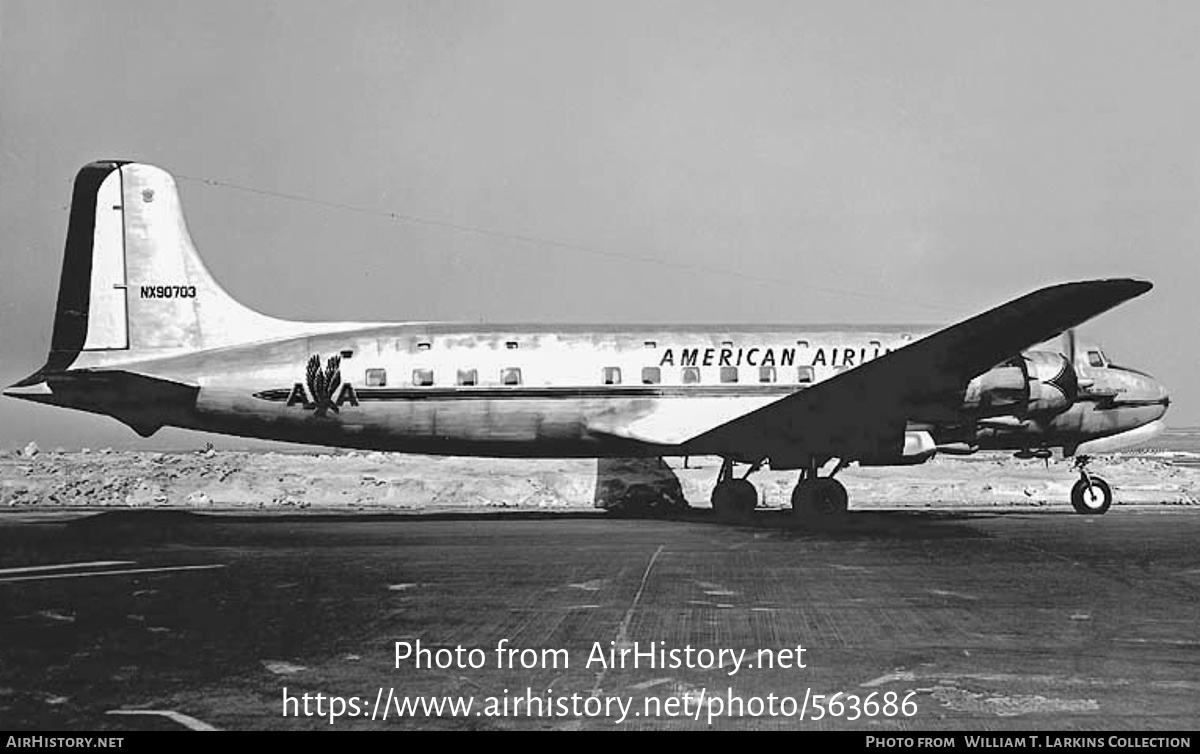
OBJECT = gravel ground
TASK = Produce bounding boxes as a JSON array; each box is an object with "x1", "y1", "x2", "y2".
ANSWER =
[{"x1": 1, "y1": 445, "x2": 1196, "y2": 512}]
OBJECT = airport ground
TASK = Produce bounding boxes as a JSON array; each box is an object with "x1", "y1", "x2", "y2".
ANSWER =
[{"x1": 0, "y1": 505, "x2": 1196, "y2": 730}]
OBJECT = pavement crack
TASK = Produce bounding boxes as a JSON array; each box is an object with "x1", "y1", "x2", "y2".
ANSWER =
[{"x1": 591, "y1": 543, "x2": 665, "y2": 697}]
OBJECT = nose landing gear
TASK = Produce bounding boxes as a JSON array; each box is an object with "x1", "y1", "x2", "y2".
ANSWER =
[{"x1": 1070, "y1": 455, "x2": 1112, "y2": 515}]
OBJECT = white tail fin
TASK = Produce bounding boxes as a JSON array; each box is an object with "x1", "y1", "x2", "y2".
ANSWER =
[
  {"x1": 105, "y1": 162, "x2": 304, "y2": 353},
  {"x1": 30, "y1": 161, "x2": 325, "y2": 378}
]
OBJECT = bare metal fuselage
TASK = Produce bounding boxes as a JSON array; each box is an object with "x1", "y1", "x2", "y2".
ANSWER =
[{"x1": 24, "y1": 322, "x2": 1167, "y2": 461}]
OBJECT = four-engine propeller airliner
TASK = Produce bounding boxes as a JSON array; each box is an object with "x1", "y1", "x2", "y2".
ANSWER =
[{"x1": 5, "y1": 161, "x2": 1171, "y2": 518}]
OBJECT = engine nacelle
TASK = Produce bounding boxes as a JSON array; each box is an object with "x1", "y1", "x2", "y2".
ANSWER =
[
  {"x1": 1024, "y1": 351, "x2": 1078, "y2": 414},
  {"x1": 962, "y1": 351, "x2": 1077, "y2": 417}
]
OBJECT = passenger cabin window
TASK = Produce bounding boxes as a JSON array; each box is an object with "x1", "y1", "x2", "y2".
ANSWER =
[
  {"x1": 720, "y1": 366, "x2": 738, "y2": 383},
  {"x1": 412, "y1": 368, "x2": 434, "y2": 387},
  {"x1": 1087, "y1": 351, "x2": 1105, "y2": 367},
  {"x1": 506, "y1": 341, "x2": 519, "y2": 350},
  {"x1": 365, "y1": 368, "x2": 387, "y2": 387},
  {"x1": 501, "y1": 367, "x2": 522, "y2": 386},
  {"x1": 641, "y1": 366, "x2": 661, "y2": 385},
  {"x1": 681, "y1": 366, "x2": 700, "y2": 384},
  {"x1": 797, "y1": 366, "x2": 815, "y2": 384},
  {"x1": 644, "y1": 340, "x2": 657, "y2": 349},
  {"x1": 603, "y1": 367, "x2": 622, "y2": 385},
  {"x1": 417, "y1": 342, "x2": 431, "y2": 351},
  {"x1": 457, "y1": 368, "x2": 478, "y2": 386},
  {"x1": 759, "y1": 366, "x2": 776, "y2": 383}
]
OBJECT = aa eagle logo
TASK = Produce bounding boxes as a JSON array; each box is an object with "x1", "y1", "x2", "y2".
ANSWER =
[
  {"x1": 283, "y1": 354, "x2": 359, "y2": 415},
  {"x1": 307, "y1": 354, "x2": 342, "y2": 417}
]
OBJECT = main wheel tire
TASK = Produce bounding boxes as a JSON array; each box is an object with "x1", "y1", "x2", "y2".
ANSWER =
[
  {"x1": 790, "y1": 478, "x2": 848, "y2": 517},
  {"x1": 813, "y1": 478, "x2": 849, "y2": 516},
  {"x1": 711, "y1": 479, "x2": 757, "y2": 521},
  {"x1": 790, "y1": 482, "x2": 811, "y2": 514},
  {"x1": 1071, "y1": 477, "x2": 1112, "y2": 515}
]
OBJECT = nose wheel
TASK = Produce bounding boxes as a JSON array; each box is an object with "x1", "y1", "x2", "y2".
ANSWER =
[{"x1": 1070, "y1": 455, "x2": 1112, "y2": 515}]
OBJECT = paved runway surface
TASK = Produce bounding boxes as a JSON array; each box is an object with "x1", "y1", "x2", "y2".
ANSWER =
[{"x1": 0, "y1": 508, "x2": 1196, "y2": 730}]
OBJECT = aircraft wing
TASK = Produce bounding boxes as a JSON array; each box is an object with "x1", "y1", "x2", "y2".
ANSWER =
[{"x1": 685, "y1": 278, "x2": 1152, "y2": 462}]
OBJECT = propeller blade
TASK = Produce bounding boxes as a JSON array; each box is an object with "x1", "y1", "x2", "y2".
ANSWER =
[
  {"x1": 1061, "y1": 328, "x2": 1094, "y2": 388},
  {"x1": 1063, "y1": 328, "x2": 1077, "y2": 368}
]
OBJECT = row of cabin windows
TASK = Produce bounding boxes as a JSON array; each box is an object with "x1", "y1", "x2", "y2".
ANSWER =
[
  {"x1": 365, "y1": 367, "x2": 519, "y2": 387},
  {"x1": 635, "y1": 365, "x2": 815, "y2": 385},
  {"x1": 393, "y1": 339, "x2": 885, "y2": 351},
  {"x1": 363, "y1": 365, "x2": 816, "y2": 387}
]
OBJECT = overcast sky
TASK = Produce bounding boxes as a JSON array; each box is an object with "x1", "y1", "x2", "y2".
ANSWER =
[{"x1": 1, "y1": 0, "x2": 1196, "y2": 450}]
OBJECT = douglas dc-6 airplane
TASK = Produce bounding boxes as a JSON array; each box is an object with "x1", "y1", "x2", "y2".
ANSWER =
[{"x1": 6, "y1": 162, "x2": 1171, "y2": 518}]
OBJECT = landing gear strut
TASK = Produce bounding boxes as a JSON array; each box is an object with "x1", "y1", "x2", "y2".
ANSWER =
[
  {"x1": 790, "y1": 458, "x2": 849, "y2": 518},
  {"x1": 710, "y1": 458, "x2": 760, "y2": 521},
  {"x1": 1070, "y1": 455, "x2": 1112, "y2": 515}
]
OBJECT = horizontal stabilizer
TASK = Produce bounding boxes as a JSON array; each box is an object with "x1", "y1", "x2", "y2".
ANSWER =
[
  {"x1": 45, "y1": 370, "x2": 199, "y2": 403},
  {"x1": 30, "y1": 370, "x2": 200, "y2": 437}
]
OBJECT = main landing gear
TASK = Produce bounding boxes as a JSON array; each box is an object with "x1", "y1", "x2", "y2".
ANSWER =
[
  {"x1": 709, "y1": 457, "x2": 852, "y2": 522},
  {"x1": 790, "y1": 458, "x2": 849, "y2": 518},
  {"x1": 710, "y1": 458, "x2": 759, "y2": 521},
  {"x1": 1070, "y1": 455, "x2": 1112, "y2": 515}
]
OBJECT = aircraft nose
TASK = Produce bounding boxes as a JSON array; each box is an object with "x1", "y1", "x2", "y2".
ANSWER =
[
  {"x1": 1153, "y1": 378, "x2": 1170, "y2": 419},
  {"x1": 1136, "y1": 373, "x2": 1171, "y2": 421}
]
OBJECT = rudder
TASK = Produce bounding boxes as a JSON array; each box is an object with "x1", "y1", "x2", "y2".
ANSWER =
[{"x1": 42, "y1": 161, "x2": 130, "y2": 375}]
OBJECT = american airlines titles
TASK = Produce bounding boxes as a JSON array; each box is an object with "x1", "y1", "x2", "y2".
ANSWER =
[{"x1": 658, "y1": 345, "x2": 888, "y2": 369}]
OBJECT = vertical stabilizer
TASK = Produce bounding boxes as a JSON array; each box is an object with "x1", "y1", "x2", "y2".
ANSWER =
[
  {"x1": 17, "y1": 161, "x2": 321, "y2": 386},
  {"x1": 118, "y1": 162, "x2": 300, "y2": 353},
  {"x1": 36, "y1": 161, "x2": 130, "y2": 380}
]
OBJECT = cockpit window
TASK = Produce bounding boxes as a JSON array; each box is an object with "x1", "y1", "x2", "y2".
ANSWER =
[{"x1": 1087, "y1": 350, "x2": 1105, "y2": 367}]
